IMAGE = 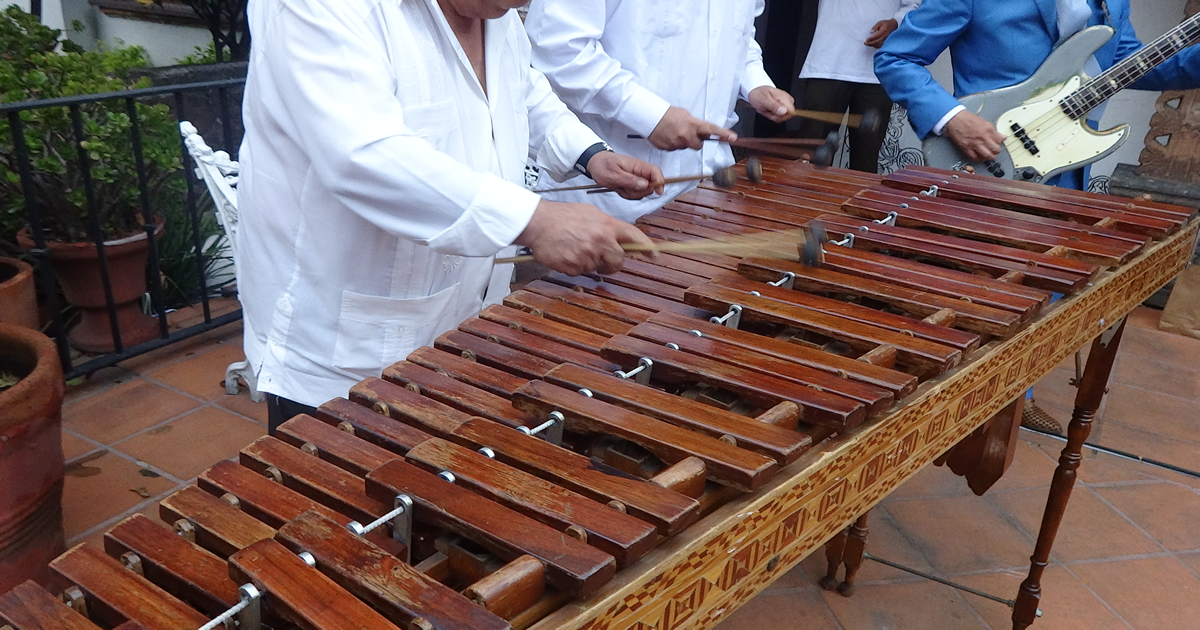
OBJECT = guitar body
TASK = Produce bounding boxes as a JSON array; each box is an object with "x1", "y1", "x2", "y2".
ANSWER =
[{"x1": 922, "y1": 26, "x2": 1130, "y2": 182}]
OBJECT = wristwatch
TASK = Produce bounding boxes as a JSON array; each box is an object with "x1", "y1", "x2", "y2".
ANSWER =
[{"x1": 574, "y1": 141, "x2": 613, "y2": 179}]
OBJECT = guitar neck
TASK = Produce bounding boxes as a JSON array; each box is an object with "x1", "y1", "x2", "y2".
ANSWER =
[{"x1": 1061, "y1": 12, "x2": 1200, "y2": 120}]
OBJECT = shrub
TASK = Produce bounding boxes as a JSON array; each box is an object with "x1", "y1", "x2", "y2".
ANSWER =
[{"x1": 0, "y1": 6, "x2": 182, "y2": 244}]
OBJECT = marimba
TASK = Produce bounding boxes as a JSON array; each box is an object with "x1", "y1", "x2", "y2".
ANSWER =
[{"x1": 3, "y1": 161, "x2": 1196, "y2": 630}]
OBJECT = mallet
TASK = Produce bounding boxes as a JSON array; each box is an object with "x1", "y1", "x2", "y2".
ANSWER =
[
  {"x1": 496, "y1": 210, "x2": 828, "y2": 268},
  {"x1": 626, "y1": 133, "x2": 839, "y2": 167},
  {"x1": 494, "y1": 218, "x2": 821, "y2": 266},
  {"x1": 788, "y1": 109, "x2": 884, "y2": 135},
  {"x1": 534, "y1": 157, "x2": 763, "y2": 195}
]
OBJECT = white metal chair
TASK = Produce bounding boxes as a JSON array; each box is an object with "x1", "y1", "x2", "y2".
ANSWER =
[{"x1": 180, "y1": 121, "x2": 264, "y2": 403}]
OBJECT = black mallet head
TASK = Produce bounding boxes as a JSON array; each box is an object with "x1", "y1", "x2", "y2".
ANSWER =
[
  {"x1": 712, "y1": 166, "x2": 739, "y2": 189},
  {"x1": 745, "y1": 156, "x2": 764, "y2": 184},
  {"x1": 811, "y1": 131, "x2": 839, "y2": 167},
  {"x1": 800, "y1": 221, "x2": 828, "y2": 267}
]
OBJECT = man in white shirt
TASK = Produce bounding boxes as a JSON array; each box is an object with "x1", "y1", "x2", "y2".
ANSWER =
[
  {"x1": 798, "y1": 0, "x2": 920, "y2": 173},
  {"x1": 238, "y1": 0, "x2": 665, "y2": 431},
  {"x1": 524, "y1": 0, "x2": 796, "y2": 223}
]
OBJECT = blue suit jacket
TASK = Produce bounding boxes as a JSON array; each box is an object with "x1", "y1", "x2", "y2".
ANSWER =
[{"x1": 874, "y1": 0, "x2": 1200, "y2": 141}]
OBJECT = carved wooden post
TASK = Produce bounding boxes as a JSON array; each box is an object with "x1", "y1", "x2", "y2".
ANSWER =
[{"x1": 1011, "y1": 317, "x2": 1127, "y2": 629}]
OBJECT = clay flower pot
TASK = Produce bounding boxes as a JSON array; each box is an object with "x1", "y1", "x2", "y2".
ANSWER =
[
  {"x1": 18, "y1": 220, "x2": 164, "y2": 354},
  {"x1": 0, "y1": 257, "x2": 39, "y2": 331},
  {"x1": 0, "y1": 323, "x2": 65, "y2": 592}
]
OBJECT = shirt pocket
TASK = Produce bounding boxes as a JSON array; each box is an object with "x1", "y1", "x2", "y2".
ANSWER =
[
  {"x1": 331, "y1": 283, "x2": 462, "y2": 376},
  {"x1": 636, "y1": 3, "x2": 689, "y2": 38}
]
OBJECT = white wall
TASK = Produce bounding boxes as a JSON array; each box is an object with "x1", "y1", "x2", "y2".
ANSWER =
[
  {"x1": 890, "y1": 0, "x2": 1189, "y2": 186},
  {"x1": 9, "y1": 0, "x2": 63, "y2": 29},
  {"x1": 58, "y1": 0, "x2": 212, "y2": 66}
]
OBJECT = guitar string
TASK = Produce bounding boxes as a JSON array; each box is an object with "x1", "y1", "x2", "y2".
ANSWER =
[
  {"x1": 1054, "y1": 15, "x2": 1199, "y2": 118},
  {"x1": 993, "y1": 17, "x2": 1200, "y2": 162},
  {"x1": 997, "y1": 20, "x2": 1200, "y2": 156},
  {"x1": 1068, "y1": 16, "x2": 1200, "y2": 112},
  {"x1": 997, "y1": 22, "x2": 1200, "y2": 157}
]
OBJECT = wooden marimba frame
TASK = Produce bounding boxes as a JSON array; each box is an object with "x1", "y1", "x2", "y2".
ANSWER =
[{"x1": 2, "y1": 161, "x2": 1196, "y2": 630}]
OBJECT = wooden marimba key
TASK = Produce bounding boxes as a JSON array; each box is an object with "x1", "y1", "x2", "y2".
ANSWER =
[{"x1": 5, "y1": 162, "x2": 1192, "y2": 630}]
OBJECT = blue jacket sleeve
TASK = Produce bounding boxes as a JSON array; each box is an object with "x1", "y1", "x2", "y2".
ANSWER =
[{"x1": 874, "y1": 0, "x2": 973, "y2": 139}]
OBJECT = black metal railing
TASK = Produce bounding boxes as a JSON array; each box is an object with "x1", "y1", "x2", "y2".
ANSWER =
[{"x1": 3, "y1": 77, "x2": 247, "y2": 379}]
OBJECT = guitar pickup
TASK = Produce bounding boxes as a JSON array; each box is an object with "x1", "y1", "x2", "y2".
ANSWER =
[{"x1": 1010, "y1": 124, "x2": 1040, "y2": 155}]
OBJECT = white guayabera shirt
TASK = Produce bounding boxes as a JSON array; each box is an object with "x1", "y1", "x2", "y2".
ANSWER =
[
  {"x1": 238, "y1": 0, "x2": 600, "y2": 406},
  {"x1": 525, "y1": 0, "x2": 776, "y2": 223},
  {"x1": 800, "y1": 0, "x2": 922, "y2": 85}
]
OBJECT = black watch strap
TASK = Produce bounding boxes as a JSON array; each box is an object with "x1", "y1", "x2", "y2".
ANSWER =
[{"x1": 575, "y1": 142, "x2": 613, "y2": 179}]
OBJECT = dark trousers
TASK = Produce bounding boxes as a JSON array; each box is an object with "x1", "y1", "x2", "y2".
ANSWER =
[
  {"x1": 800, "y1": 78, "x2": 893, "y2": 174},
  {"x1": 267, "y1": 394, "x2": 317, "y2": 435}
]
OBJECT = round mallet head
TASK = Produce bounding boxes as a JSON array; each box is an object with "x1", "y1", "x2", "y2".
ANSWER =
[
  {"x1": 859, "y1": 109, "x2": 884, "y2": 136},
  {"x1": 801, "y1": 221, "x2": 828, "y2": 267},
  {"x1": 744, "y1": 156, "x2": 764, "y2": 184},
  {"x1": 811, "y1": 131, "x2": 839, "y2": 167},
  {"x1": 712, "y1": 166, "x2": 739, "y2": 189},
  {"x1": 809, "y1": 220, "x2": 828, "y2": 245}
]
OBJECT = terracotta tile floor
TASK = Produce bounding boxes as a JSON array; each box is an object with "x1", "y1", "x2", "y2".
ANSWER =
[{"x1": 53, "y1": 307, "x2": 1200, "y2": 629}]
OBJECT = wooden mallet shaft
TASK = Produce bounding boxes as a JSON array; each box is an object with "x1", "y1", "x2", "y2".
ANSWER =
[
  {"x1": 788, "y1": 109, "x2": 884, "y2": 135},
  {"x1": 496, "y1": 223, "x2": 807, "y2": 265},
  {"x1": 789, "y1": 109, "x2": 863, "y2": 127}
]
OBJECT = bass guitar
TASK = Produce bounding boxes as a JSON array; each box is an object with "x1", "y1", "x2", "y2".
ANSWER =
[{"x1": 922, "y1": 15, "x2": 1200, "y2": 181}]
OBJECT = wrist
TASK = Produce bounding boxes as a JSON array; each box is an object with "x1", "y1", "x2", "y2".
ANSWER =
[
  {"x1": 575, "y1": 142, "x2": 613, "y2": 180},
  {"x1": 932, "y1": 105, "x2": 966, "y2": 136}
]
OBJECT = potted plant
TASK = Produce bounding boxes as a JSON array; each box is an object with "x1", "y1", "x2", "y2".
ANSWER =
[
  {"x1": 0, "y1": 7, "x2": 183, "y2": 353},
  {"x1": 0, "y1": 255, "x2": 37, "y2": 330},
  {"x1": 0, "y1": 322, "x2": 65, "y2": 592}
]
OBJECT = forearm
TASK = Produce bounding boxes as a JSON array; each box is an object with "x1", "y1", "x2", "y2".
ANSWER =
[{"x1": 526, "y1": 0, "x2": 671, "y2": 137}]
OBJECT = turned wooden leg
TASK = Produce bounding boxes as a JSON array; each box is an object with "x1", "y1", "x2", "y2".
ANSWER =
[
  {"x1": 838, "y1": 512, "x2": 870, "y2": 597},
  {"x1": 820, "y1": 528, "x2": 848, "y2": 591},
  {"x1": 1012, "y1": 318, "x2": 1127, "y2": 630}
]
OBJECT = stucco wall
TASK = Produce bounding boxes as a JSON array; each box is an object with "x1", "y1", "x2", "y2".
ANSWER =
[{"x1": 58, "y1": 0, "x2": 211, "y2": 66}]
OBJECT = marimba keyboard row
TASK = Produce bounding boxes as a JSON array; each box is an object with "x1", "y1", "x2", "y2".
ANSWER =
[{"x1": 3, "y1": 161, "x2": 1194, "y2": 630}]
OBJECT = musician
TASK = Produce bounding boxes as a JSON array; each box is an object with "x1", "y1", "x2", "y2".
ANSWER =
[
  {"x1": 798, "y1": 0, "x2": 921, "y2": 173},
  {"x1": 524, "y1": 0, "x2": 796, "y2": 222},
  {"x1": 874, "y1": 0, "x2": 1200, "y2": 189},
  {"x1": 238, "y1": 0, "x2": 667, "y2": 431},
  {"x1": 875, "y1": 0, "x2": 1200, "y2": 432}
]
